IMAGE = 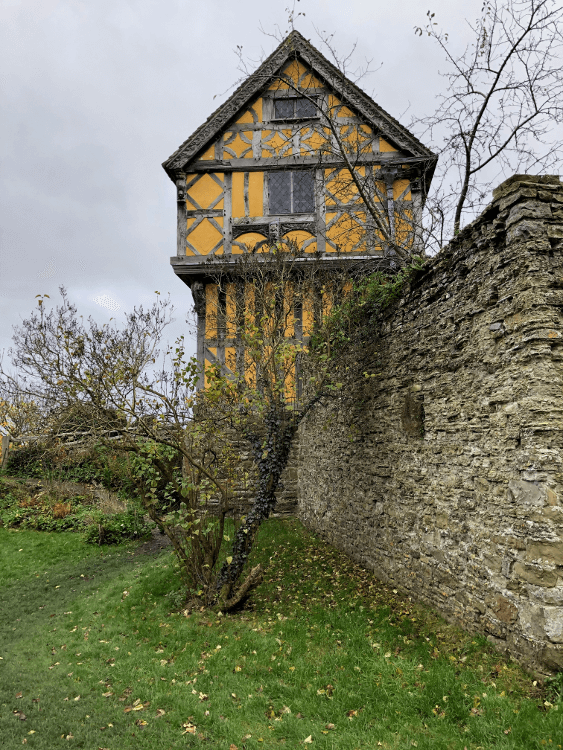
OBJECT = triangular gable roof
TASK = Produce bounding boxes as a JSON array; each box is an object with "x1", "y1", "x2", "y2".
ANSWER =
[{"x1": 162, "y1": 30, "x2": 436, "y2": 180}]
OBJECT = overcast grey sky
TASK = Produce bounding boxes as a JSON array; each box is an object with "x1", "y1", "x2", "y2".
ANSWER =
[{"x1": 0, "y1": 0, "x2": 483, "y2": 360}]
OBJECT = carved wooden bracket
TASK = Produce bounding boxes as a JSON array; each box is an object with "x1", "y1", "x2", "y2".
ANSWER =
[{"x1": 191, "y1": 281, "x2": 205, "y2": 316}]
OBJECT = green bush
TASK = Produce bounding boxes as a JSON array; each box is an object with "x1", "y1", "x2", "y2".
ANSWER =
[
  {"x1": 5, "y1": 441, "x2": 137, "y2": 497},
  {"x1": 0, "y1": 483, "x2": 151, "y2": 542},
  {"x1": 4, "y1": 442, "x2": 47, "y2": 477},
  {"x1": 0, "y1": 504, "x2": 90, "y2": 532},
  {"x1": 82, "y1": 511, "x2": 152, "y2": 545}
]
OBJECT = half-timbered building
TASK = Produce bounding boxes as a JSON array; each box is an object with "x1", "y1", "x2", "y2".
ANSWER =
[{"x1": 162, "y1": 31, "x2": 436, "y2": 384}]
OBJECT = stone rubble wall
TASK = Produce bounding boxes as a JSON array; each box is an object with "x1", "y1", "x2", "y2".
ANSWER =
[
  {"x1": 203, "y1": 429, "x2": 298, "y2": 518},
  {"x1": 297, "y1": 175, "x2": 563, "y2": 673},
  {"x1": 225, "y1": 433, "x2": 298, "y2": 519}
]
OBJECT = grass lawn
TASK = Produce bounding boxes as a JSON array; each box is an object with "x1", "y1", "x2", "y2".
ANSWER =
[{"x1": 0, "y1": 519, "x2": 561, "y2": 749}]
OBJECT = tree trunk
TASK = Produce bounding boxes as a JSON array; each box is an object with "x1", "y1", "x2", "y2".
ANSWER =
[{"x1": 216, "y1": 410, "x2": 296, "y2": 608}]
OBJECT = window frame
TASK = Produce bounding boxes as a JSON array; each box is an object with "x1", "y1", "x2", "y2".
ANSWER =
[
  {"x1": 267, "y1": 170, "x2": 316, "y2": 216},
  {"x1": 271, "y1": 95, "x2": 319, "y2": 122}
]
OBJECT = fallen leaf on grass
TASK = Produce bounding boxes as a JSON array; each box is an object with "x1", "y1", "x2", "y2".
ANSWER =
[
  {"x1": 304, "y1": 736, "x2": 313, "y2": 744},
  {"x1": 182, "y1": 722, "x2": 197, "y2": 735},
  {"x1": 135, "y1": 719, "x2": 148, "y2": 727},
  {"x1": 325, "y1": 723, "x2": 336, "y2": 730},
  {"x1": 230, "y1": 745, "x2": 238, "y2": 750},
  {"x1": 155, "y1": 709, "x2": 165, "y2": 718},
  {"x1": 16, "y1": 692, "x2": 23, "y2": 699},
  {"x1": 102, "y1": 692, "x2": 113, "y2": 698}
]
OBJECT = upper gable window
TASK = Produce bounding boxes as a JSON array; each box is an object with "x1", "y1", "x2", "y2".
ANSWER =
[
  {"x1": 273, "y1": 96, "x2": 317, "y2": 120},
  {"x1": 269, "y1": 171, "x2": 315, "y2": 214}
]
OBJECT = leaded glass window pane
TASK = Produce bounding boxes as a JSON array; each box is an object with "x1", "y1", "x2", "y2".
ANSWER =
[
  {"x1": 293, "y1": 171, "x2": 315, "y2": 213},
  {"x1": 274, "y1": 99, "x2": 294, "y2": 119},
  {"x1": 268, "y1": 171, "x2": 315, "y2": 215},
  {"x1": 295, "y1": 97, "x2": 317, "y2": 118},
  {"x1": 273, "y1": 97, "x2": 317, "y2": 119},
  {"x1": 269, "y1": 171, "x2": 292, "y2": 214}
]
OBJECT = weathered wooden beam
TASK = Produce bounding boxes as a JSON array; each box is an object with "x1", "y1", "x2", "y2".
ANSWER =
[
  {"x1": 176, "y1": 173, "x2": 188, "y2": 257},
  {"x1": 189, "y1": 154, "x2": 430, "y2": 172},
  {"x1": 186, "y1": 209, "x2": 224, "y2": 217}
]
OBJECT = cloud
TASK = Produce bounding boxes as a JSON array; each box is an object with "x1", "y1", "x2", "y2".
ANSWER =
[{"x1": 93, "y1": 294, "x2": 121, "y2": 311}]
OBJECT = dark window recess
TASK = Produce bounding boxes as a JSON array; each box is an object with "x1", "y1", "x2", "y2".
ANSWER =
[
  {"x1": 274, "y1": 97, "x2": 317, "y2": 119},
  {"x1": 269, "y1": 171, "x2": 315, "y2": 214}
]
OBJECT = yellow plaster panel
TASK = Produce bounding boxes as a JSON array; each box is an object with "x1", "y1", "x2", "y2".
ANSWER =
[
  {"x1": 232, "y1": 232, "x2": 269, "y2": 253},
  {"x1": 205, "y1": 285, "x2": 218, "y2": 339},
  {"x1": 248, "y1": 171, "x2": 263, "y2": 216},
  {"x1": 393, "y1": 179, "x2": 412, "y2": 200},
  {"x1": 325, "y1": 168, "x2": 362, "y2": 204},
  {"x1": 396, "y1": 209, "x2": 414, "y2": 246},
  {"x1": 232, "y1": 172, "x2": 245, "y2": 218},
  {"x1": 282, "y1": 281, "x2": 295, "y2": 338},
  {"x1": 261, "y1": 129, "x2": 293, "y2": 157},
  {"x1": 236, "y1": 98, "x2": 263, "y2": 124},
  {"x1": 283, "y1": 229, "x2": 317, "y2": 254},
  {"x1": 226, "y1": 283, "x2": 237, "y2": 337},
  {"x1": 223, "y1": 132, "x2": 253, "y2": 159},
  {"x1": 187, "y1": 173, "x2": 224, "y2": 209},
  {"x1": 236, "y1": 110, "x2": 253, "y2": 124},
  {"x1": 341, "y1": 124, "x2": 375, "y2": 154},
  {"x1": 328, "y1": 94, "x2": 354, "y2": 118},
  {"x1": 198, "y1": 144, "x2": 215, "y2": 161},
  {"x1": 188, "y1": 218, "x2": 223, "y2": 255},
  {"x1": 375, "y1": 180, "x2": 387, "y2": 201},
  {"x1": 326, "y1": 211, "x2": 366, "y2": 252},
  {"x1": 268, "y1": 60, "x2": 322, "y2": 90},
  {"x1": 302, "y1": 289, "x2": 314, "y2": 337},
  {"x1": 300, "y1": 127, "x2": 330, "y2": 156},
  {"x1": 380, "y1": 138, "x2": 398, "y2": 152}
]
